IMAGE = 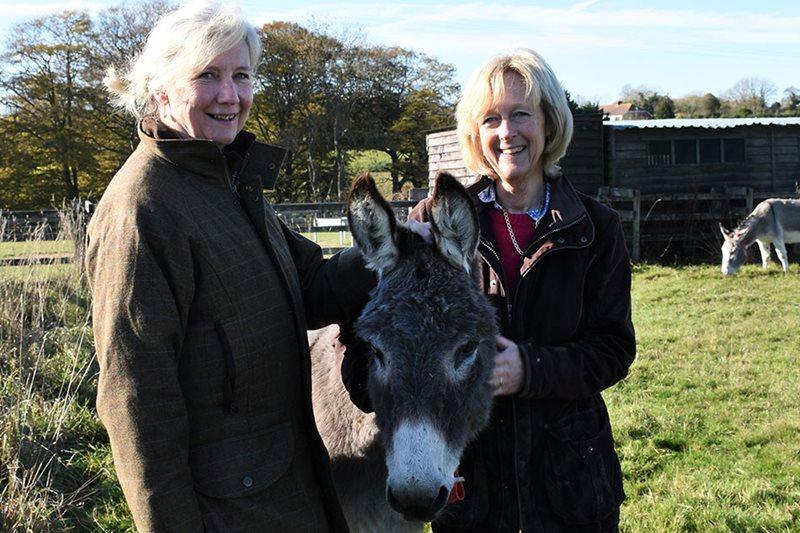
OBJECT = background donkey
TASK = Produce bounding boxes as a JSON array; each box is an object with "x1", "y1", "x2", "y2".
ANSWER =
[
  {"x1": 719, "y1": 198, "x2": 800, "y2": 274},
  {"x1": 310, "y1": 173, "x2": 498, "y2": 532}
]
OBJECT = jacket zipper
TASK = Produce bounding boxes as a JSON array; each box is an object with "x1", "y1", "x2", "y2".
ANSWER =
[
  {"x1": 223, "y1": 151, "x2": 252, "y2": 199},
  {"x1": 481, "y1": 213, "x2": 588, "y2": 532},
  {"x1": 510, "y1": 214, "x2": 588, "y2": 313}
]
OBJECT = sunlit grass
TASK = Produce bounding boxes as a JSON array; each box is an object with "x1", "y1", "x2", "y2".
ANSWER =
[
  {"x1": 0, "y1": 240, "x2": 73, "y2": 258},
  {"x1": 611, "y1": 263, "x2": 800, "y2": 531}
]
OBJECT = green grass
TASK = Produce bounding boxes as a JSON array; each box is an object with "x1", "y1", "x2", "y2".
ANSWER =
[
  {"x1": 611, "y1": 263, "x2": 800, "y2": 531},
  {"x1": 347, "y1": 149, "x2": 391, "y2": 176},
  {"x1": 2, "y1": 232, "x2": 799, "y2": 530},
  {"x1": 301, "y1": 231, "x2": 353, "y2": 248},
  {"x1": 0, "y1": 240, "x2": 74, "y2": 258}
]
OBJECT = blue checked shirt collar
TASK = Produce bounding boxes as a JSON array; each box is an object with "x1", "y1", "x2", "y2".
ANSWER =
[{"x1": 477, "y1": 180, "x2": 552, "y2": 225}]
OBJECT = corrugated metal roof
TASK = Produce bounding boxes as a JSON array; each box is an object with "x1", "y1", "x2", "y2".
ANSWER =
[{"x1": 606, "y1": 117, "x2": 800, "y2": 129}]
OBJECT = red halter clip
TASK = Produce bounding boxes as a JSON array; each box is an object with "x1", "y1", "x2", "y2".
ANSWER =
[{"x1": 448, "y1": 467, "x2": 465, "y2": 503}]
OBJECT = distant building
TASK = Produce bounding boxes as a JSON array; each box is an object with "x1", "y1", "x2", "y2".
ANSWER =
[
  {"x1": 601, "y1": 101, "x2": 652, "y2": 121},
  {"x1": 605, "y1": 117, "x2": 800, "y2": 193}
]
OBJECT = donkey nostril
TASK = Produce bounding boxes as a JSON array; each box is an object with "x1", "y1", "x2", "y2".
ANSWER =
[{"x1": 433, "y1": 485, "x2": 449, "y2": 509}]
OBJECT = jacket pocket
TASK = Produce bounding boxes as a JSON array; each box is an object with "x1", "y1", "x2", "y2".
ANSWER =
[
  {"x1": 190, "y1": 422, "x2": 294, "y2": 499},
  {"x1": 543, "y1": 416, "x2": 624, "y2": 525},
  {"x1": 214, "y1": 320, "x2": 237, "y2": 413}
]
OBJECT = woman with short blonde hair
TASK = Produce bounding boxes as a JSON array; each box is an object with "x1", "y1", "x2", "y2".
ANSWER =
[
  {"x1": 402, "y1": 49, "x2": 635, "y2": 531},
  {"x1": 456, "y1": 49, "x2": 573, "y2": 180}
]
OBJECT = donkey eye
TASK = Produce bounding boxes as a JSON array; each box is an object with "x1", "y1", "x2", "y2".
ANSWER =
[
  {"x1": 368, "y1": 343, "x2": 386, "y2": 367},
  {"x1": 454, "y1": 341, "x2": 479, "y2": 369}
]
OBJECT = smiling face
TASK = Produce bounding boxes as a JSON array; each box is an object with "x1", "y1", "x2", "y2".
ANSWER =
[
  {"x1": 158, "y1": 41, "x2": 253, "y2": 147},
  {"x1": 478, "y1": 71, "x2": 548, "y2": 187}
]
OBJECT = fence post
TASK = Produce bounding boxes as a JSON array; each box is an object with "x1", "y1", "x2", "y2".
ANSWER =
[
  {"x1": 631, "y1": 190, "x2": 641, "y2": 262},
  {"x1": 596, "y1": 186, "x2": 640, "y2": 262}
]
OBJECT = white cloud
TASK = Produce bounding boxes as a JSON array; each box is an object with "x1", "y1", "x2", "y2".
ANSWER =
[
  {"x1": 251, "y1": 2, "x2": 800, "y2": 45},
  {"x1": 569, "y1": 0, "x2": 602, "y2": 13}
]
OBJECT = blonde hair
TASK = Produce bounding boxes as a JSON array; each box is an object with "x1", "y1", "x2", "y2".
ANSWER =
[
  {"x1": 456, "y1": 49, "x2": 573, "y2": 179},
  {"x1": 104, "y1": 2, "x2": 261, "y2": 119}
]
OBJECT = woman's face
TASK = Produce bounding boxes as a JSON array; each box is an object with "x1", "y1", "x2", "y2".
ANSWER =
[
  {"x1": 159, "y1": 41, "x2": 253, "y2": 147},
  {"x1": 478, "y1": 72, "x2": 548, "y2": 185}
]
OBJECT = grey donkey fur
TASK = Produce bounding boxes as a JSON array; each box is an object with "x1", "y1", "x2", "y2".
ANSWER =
[
  {"x1": 310, "y1": 173, "x2": 498, "y2": 532},
  {"x1": 719, "y1": 198, "x2": 800, "y2": 275}
]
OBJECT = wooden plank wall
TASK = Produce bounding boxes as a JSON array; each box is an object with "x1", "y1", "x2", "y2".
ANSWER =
[
  {"x1": 426, "y1": 129, "x2": 478, "y2": 187},
  {"x1": 607, "y1": 125, "x2": 800, "y2": 193},
  {"x1": 559, "y1": 112, "x2": 605, "y2": 193},
  {"x1": 426, "y1": 113, "x2": 605, "y2": 194}
]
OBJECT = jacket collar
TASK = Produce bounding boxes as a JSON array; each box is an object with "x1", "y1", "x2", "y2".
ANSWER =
[
  {"x1": 468, "y1": 174, "x2": 588, "y2": 231},
  {"x1": 136, "y1": 118, "x2": 288, "y2": 190}
]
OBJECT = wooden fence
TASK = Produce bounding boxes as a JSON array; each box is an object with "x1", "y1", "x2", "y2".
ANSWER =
[
  {"x1": 595, "y1": 187, "x2": 799, "y2": 262},
  {"x1": 0, "y1": 201, "x2": 420, "y2": 264},
  {"x1": 4, "y1": 190, "x2": 796, "y2": 264}
]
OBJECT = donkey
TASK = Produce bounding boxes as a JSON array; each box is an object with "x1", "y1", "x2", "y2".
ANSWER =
[
  {"x1": 719, "y1": 198, "x2": 800, "y2": 274},
  {"x1": 310, "y1": 173, "x2": 498, "y2": 532}
]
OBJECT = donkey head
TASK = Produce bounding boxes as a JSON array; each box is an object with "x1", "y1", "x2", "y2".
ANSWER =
[
  {"x1": 719, "y1": 223, "x2": 747, "y2": 275},
  {"x1": 348, "y1": 173, "x2": 498, "y2": 522}
]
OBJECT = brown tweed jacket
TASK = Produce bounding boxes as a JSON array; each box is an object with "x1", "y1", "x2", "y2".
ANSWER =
[{"x1": 86, "y1": 123, "x2": 371, "y2": 532}]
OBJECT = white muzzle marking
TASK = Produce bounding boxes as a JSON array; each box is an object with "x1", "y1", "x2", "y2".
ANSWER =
[{"x1": 386, "y1": 419, "x2": 459, "y2": 495}]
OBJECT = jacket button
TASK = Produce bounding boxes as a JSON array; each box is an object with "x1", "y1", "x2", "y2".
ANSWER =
[
  {"x1": 587, "y1": 446, "x2": 594, "y2": 453},
  {"x1": 580, "y1": 236, "x2": 588, "y2": 243},
  {"x1": 557, "y1": 238, "x2": 565, "y2": 244},
  {"x1": 268, "y1": 163, "x2": 276, "y2": 170},
  {"x1": 242, "y1": 476, "x2": 253, "y2": 488}
]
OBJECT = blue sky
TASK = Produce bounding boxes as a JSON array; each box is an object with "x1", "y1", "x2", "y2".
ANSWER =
[{"x1": 1, "y1": 0, "x2": 798, "y2": 105}]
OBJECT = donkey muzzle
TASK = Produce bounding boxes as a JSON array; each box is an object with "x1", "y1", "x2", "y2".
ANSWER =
[{"x1": 386, "y1": 482, "x2": 450, "y2": 522}]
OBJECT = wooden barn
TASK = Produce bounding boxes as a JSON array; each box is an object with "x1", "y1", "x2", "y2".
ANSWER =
[{"x1": 606, "y1": 118, "x2": 800, "y2": 193}]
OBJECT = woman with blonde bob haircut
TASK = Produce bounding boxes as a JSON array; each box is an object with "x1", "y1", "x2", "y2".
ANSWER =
[
  {"x1": 87, "y1": 2, "x2": 374, "y2": 531},
  {"x1": 456, "y1": 49, "x2": 574, "y2": 181},
  {"x1": 404, "y1": 48, "x2": 636, "y2": 531}
]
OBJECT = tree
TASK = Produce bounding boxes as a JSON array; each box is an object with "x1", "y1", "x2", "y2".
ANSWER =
[
  {"x1": 85, "y1": 1, "x2": 174, "y2": 172},
  {"x1": 724, "y1": 77, "x2": 777, "y2": 116},
  {"x1": 250, "y1": 22, "x2": 337, "y2": 202},
  {"x1": 356, "y1": 47, "x2": 459, "y2": 192},
  {"x1": 0, "y1": 2, "x2": 170, "y2": 208},
  {"x1": 0, "y1": 11, "x2": 97, "y2": 202},
  {"x1": 781, "y1": 86, "x2": 800, "y2": 113},
  {"x1": 565, "y1": 90, "x2": 600, "y2": 114},
  {"x1": 251, "y1": 26, "x2": 459, "y2": 200},
  {"x1": 652, "y1": 96, "x2": 675, "y2": 119},
  {"x1": 618, "y1": 85, "x2": 674, "y2": 118},
  {"x1": 700, "y1": 93, "x2": 721, "y2": 117}
]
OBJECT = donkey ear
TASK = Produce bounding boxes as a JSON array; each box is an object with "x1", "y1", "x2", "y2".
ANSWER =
[
  {"x1": 719, "y1": 222, "x2": 733, "y2": 240},
  {"x1": 348, "y1": 173, "x2": 399, "y2": 275},
  {"x1": 429, "y1": 172, "x2": 479, "y2": 273}
]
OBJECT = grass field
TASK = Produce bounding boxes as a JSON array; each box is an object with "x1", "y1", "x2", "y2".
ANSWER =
[
  {"x1": 1, "y1": 245, "x2": 799, "y2": 530},
  {"x1": 613, "y1": 264, "x2": 800, "y2": 531}
]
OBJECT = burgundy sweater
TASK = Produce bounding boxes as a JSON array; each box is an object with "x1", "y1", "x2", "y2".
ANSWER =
[{"x1": 485, "y1": 208, "x2": 543, "y2": 291}]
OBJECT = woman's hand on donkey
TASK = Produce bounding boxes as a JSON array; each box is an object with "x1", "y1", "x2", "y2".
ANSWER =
[
  {"x1": 491, "y1": 335, "x2": 524, "y2": 396},
  {"x1": 403, "y1": 219, "x2": 433, "y2": 242}
]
